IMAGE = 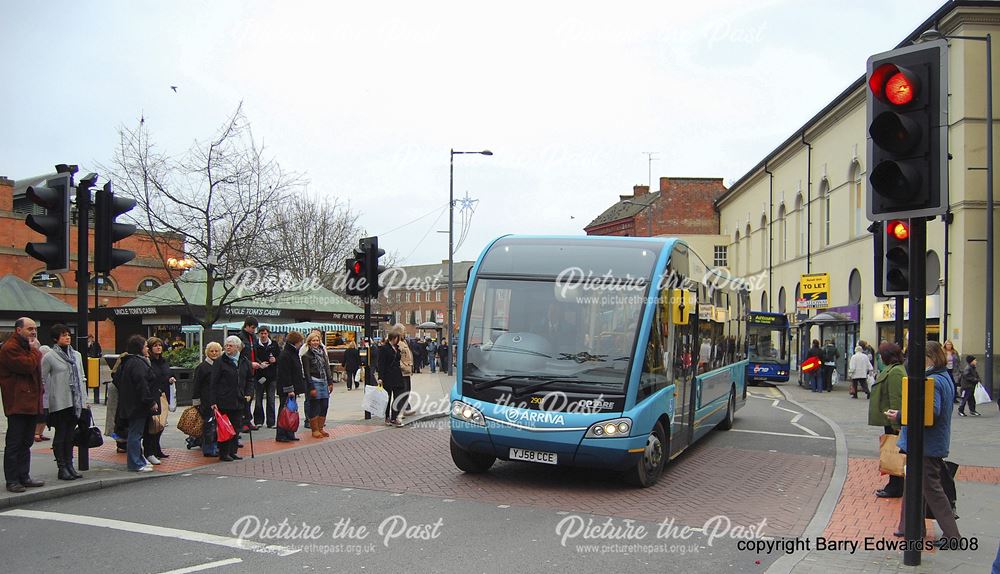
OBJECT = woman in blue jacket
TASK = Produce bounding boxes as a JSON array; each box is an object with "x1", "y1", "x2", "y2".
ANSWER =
[{"x1": 888, "y1": 340, "x2": 960, "y2": 547}]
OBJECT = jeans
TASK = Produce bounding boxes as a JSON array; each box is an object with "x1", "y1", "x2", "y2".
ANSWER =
[
  {"x1": 4, "y1": 414, "x2": 36, "y2": 484},
  {"x1": 429, "y1": 356, "x2": 436, "y2": 373},
  {"x1": 306, "y1": 397, "x2": 329, "y2": 421},
  {"x1": 126, "y1": 417, "x2": 147, "y2": 470},
  {"x1": 809, "y1": 372, "x2": 822, "y2": 392},
  {"x1": 821, "y1": 366, "x2": 835, "y2": 392},
  {"x1": 958, "y1": 387, "x2": 978, "y2": 414},
  {"x1": 254, "y1": 377, "x2": 276, "y2": 427}
]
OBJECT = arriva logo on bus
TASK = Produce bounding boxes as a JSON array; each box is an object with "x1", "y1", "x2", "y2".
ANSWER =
[{"x1": 503, "y1": 408, "x2": 566, "y2": 426}]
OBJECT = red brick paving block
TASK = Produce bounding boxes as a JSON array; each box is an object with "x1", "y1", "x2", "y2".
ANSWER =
[
  {"x1": 955, "y1": 465, "x2": 1000, "y2": 484},
  {"x1": 194, "y1": 425, "x2": 832, "y2": 537}
]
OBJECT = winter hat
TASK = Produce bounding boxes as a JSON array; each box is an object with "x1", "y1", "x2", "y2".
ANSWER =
[{"x1": 966, "y1": 355, "x2": 976, "y2": 364}]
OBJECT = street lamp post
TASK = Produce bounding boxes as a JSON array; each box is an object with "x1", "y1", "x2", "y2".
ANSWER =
[
  {"x1": 449, "y1": 149, "x2": 492, "y2": 377},
  {"x1": 622, "y1": 199, "x2": 654, "y2": 236},
  {"x1": 919, "y1": 29, "x2": 994, "y2": 399}
]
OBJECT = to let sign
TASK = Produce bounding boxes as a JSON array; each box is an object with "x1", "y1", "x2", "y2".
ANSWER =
[{"x1": 797, "y1": 273, "x2": 830, "y2": 309}]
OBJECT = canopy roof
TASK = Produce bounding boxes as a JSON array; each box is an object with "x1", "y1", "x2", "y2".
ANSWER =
[
  {"x1": 122, "y1": 269, "x2": 362, "y2": 314},
  {"x1": 0, "y1": 274, "x2": 75, "y2": 314},
  {"x1": 210, "y1": 321, "x2": 362, "y2": 333}
]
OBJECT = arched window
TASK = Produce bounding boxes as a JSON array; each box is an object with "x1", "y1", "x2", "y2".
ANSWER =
[
  {"x1": 137, "y1": 278, "x2": 161, "y2": 293},
  {"x1": 926, "y1": 250, "x2": 942, "y2": 295},
  {"x1": 31, "y1": 271, "x2": 62, "y2": 289},
  {"x1": 778, "y1": 286, "x2": 787, "y2": 314},
  {"x1": 795, "y1": 194, "x2": 804, "y2": 257},
  {"x1": 96, "y1": 275, "x2": 118, "y2": 292},
  {"x1": 745, "y1": 224, "x2": 752, "y2": 274},
  {"x1": 733, "y1": 231, "x2": 741, "y2": 275},
  {"x1": 760, "y1": 214, "x2": 768, "y2": 271},
  {"x1": 849, "y1": 269, "x2": 862, "y2": 305},
  {"x1": 795, "y1": 282, "x2": 801, "y2": 310},
  {"x1": 850, "y1": 162, "x2": 864, "y2": 237},
  {"x1": 819, "y1": 179, "x2": 831, "y2": 247},
  {"x1": 778, "y1": 204, "x2": 787, "y2": 263},
  {"x1": 760, "y1": 291, "x2": 768, "y2": 312}
]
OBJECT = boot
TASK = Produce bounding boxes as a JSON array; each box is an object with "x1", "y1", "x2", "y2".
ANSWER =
[
  {"x1": 56, "y1": 460, "x2": 74, "y2": 481},
  {"x1": 66, "y1": 458, "x2": 82, "y2": 479},
  {"x1": 310, "y1": 417, "x2": 324, "y2": 438},
  {"x1": 319, "y1": 416, "x2": 330, "y2": 437}
]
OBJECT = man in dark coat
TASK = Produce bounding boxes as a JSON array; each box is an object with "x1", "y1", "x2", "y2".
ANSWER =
[
  {"x1": 115, "y1": 336, "x2": 158, "y2": 471},
  {"x1": 0, "y1": 317, "x2": 44, "y2": 492},
  {"x1": 253, "y1": 327, "x2": 280, "y2": 428},
  {"x1": 275, "y1": 331, "x2": 307, "y2": 442},
  {"x1": 237, "y1": 316, "x2": 259, "y2": 431}
]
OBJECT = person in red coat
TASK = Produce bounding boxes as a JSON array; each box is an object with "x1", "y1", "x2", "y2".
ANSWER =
[{"x1": 0, "y1": 317, "x2": 45, "y2": 493}]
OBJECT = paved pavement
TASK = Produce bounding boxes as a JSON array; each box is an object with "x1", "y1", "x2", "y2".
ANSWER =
[
  {"x1": 771, "y1": 377, "x2": 1000, "y2": 574},
  {"x1": 0, "y1": 370, "x2": 455, "y2": 508}
]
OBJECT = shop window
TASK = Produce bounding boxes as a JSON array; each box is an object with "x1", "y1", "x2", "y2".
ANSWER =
[{"x1": 137, "y1": 278, "x2": 160, "y2": 293}]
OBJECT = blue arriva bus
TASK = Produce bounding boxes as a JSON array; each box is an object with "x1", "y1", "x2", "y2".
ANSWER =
[
  {"x1": 449, "y1": 236, "x2": 749, "y2": 487},
  {"x1": 745, "y1": 312, "x2": 791, "y2": 384}
]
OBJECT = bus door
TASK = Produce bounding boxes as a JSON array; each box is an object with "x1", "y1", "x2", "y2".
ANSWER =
[{"x1": 668, "y1": 287, "x2": 697, "y2": 458}]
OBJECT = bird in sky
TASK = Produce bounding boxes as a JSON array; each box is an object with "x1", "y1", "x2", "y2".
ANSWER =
[{"x1": 170, "y1": 85, "x2": 178, "y2": 92}]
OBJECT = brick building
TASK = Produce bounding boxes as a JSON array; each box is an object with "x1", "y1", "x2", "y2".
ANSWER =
[
  {"x1": 375, "y1": 260, "x2": 475, "y2": 341},
  {"x1": 0, "y1": 174, "x2": 184, "y2": 351},
  {"x1": 584, "y1": 177, "x2": 732, "y2": 269}
]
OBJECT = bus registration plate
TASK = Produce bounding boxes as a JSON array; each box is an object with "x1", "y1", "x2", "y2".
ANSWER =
[{"x1": 510, "y1": 448, "x2": 557, "y2": 465}]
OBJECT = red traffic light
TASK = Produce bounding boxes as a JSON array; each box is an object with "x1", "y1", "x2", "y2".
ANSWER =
[
  {"x1": 352, "y1": 261, "x2": 362, "y2": 275},
  {"x1": 869, "y1": 63, "x2": 919, "y2": 106},
  {"x1": 889, "y1": 220, "x2": 910, "y2": 240}
]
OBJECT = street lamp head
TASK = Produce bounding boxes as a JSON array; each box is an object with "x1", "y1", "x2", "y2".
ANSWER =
[
  {"x1": 916, "y1": 28, "x2": 946, "y2": 44},
  {"x1": 480, "y1": 150, "x2": 493, "y2": 156}
]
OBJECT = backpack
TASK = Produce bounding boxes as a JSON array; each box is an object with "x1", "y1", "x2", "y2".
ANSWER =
[{"x1": 822, "y1": 345, "x2": 837, "y2": 363}]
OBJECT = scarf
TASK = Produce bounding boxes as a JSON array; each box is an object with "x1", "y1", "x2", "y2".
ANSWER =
[
  {"x1": 309, "y1": 347, "x2": 327, "y2": 382},
  {"x1": 55, "y1": 344, "x2": 84, "y2": 419}
]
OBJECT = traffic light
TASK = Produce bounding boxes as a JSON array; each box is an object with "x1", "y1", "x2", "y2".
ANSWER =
[
  {"x1": 25, "y1": 173, "x2": 72, "y2": 271},
  {"x1": 360, "y1": 236, "x2": 386, "y2": 298},
  {"x1": 94, "y1": 183, "x2": 137, "y2": 273},
  {"x1": 345, "y1": 246, "x2": 367, "y2": 297},
  {"x1": 866, "y1": 39, "x2": 948, "y2": 221},
  {"x1": 882, "y1": 219, "x2": 912, "y2": 296}
]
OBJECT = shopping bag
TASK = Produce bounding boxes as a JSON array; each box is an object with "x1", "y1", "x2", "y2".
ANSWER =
[
  {"x1": 74, "y1": 408, "x2": 104, "y2": 448},
  {"x1": 148, "y1": 396, "x2": 169, "y2": 434},
  {"x1": 168, "y1": 386, "x2": 177, "y2": 412},
  {"x1": 362, "y1": 384, "x2": 389, "y2": 416},
  {"x1": 355, "y1": 368, "x2": 364, "y2": 385},
  {"x1": 176, "y1": 406, "x2": 204, "y2": 437},
  {"x1": 879, "y1": 434, "x2": 905, "y2": 477},
  {"x1": 278, "y1": 399, "x2": 300, "y2": 433},
  {"x1": 974, "y1": 382, "x2": 992, "y2": 405},
  {"x1": 215, "y1": 407, "x2": 236, "y2": 443}
]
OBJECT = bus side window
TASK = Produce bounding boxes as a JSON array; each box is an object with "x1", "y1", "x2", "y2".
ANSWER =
[{"x1": 637, "y1": 289, "x2": 669, "y2": 401}]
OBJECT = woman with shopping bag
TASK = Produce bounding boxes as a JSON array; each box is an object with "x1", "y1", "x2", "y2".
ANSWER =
[
  {"x1": 210, "y1": 336, "x2": 253, "y2": 462},
  {"x1": 377, "y1": 332, "x2": 405, "y2": 427},
  {"x1": 302, "y1": 332, "x2": 334, "y2": 438},
  {"x1": 190, "y1": 342, "x2": 223, "y2": 456},
  {"x1": 868, "y1": 342, "x2": 905, "y2": 498},
  {"x1": 276, "y1": 331, "x2": 306, "y2": 442}
]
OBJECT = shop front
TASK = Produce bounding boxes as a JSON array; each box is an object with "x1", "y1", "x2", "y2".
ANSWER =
[{"x1": 873, "y1": 294, "x2": 941, "y2": 346}]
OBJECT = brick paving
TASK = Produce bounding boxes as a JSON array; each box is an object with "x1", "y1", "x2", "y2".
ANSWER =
[
  {"x1": 71, "y1": 423, "x2": 381, "y2": 473},
  {"x1": 196, "y1": 423, "x2": 833, "y2": 537},
  {"x1": 822, "y1": 457, "x2": 1000, "y2": 544}
]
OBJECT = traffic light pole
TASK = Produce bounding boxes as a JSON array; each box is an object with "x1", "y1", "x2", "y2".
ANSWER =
[
  {"x1": 75, "y1": 176, "x2": 96, "y2": 472},
  {"x1": 362, "y1": 295, "x2": 372, "y2": 420},
  {"x1": 902, "y1": 217, "x2": 927, "y2": 566},
  {"x1": 895, "y1": 296, "x2": 905, "y2": 346}
]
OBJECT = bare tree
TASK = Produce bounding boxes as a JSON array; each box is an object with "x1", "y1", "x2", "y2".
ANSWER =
[
  {"x1": 271, "y1": 194, "x2": 365, "y2": 286},
  {"x1": 104, "y1": 103, "x2": 303, "y2": 327}
]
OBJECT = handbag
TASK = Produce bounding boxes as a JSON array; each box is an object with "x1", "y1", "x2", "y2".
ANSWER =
[
  {"x1": 148, "y1": 395, "x2": 169, "y2": 434},
  {"x1": 879, "y1": 433, "x2": 905, "y2": 477},
  {"x1": 176, "y1": 406, "x2": 204, "y2": 437},
  {"x1": 277, "y1": 398, "x2": 300, "y2": 432},
  {"x1": 362, "y1": 384, "x2": 389, "y2": 416},
  {"x1": 974, "y1": 382, "x2": 992, "y2": 405},
  {"x1": 74, "y1": 408, "x2": 104, "y2": 449},
  {"x1": 215, "y1": 407, "x2": 236, "y2": 443}
]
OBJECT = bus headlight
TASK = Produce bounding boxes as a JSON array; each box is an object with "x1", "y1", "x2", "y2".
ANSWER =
[
  {"x1": 585, "y1": 418, "x2": 632, "y2": 439},
  {"x1": 451, "y1": 400, "x2": 485, "y2": 426}
]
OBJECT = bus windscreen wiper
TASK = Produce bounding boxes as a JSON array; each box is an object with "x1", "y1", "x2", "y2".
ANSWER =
[
  {"x1": 512, "y1": 376, "x2": 580, "y2": 398},
  {"x1": 467, "y1": 375, "x2": 519, "y2": 391}
]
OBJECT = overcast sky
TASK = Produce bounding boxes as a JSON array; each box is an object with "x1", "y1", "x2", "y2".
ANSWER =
[{"x1": 1, "y1": 0, "x2": 945, "y2": 267}]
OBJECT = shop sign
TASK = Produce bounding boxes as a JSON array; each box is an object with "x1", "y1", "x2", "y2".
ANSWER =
[{"x1": 797, "y1": 273, "x2": 830, "y2": 309}]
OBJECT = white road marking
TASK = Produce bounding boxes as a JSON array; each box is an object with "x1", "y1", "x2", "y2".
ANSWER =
[
  {"x1": 0, "y1": 510, "x2": 301, "y2": 556},
  {"x1": 792, "y1": 422, "x2": 820, "y2": 436},
  {"x1": 731, "y1": 429, "x2": 834, "y2": 440},
  {"x1": 790, "y1": 413, "x2": 803, "y2": 424},
  {"x1": 157, "y1": 558, "x2": 243, "y2": 574}
]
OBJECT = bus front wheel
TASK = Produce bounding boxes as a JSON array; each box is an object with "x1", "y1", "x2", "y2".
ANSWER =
[
  {"x1": 717, "y1": 389, "x2": 736, "y2": 431},
  {"x1": 624, "y1": 421, "x2": 667, "y2": 488},
  {"x1": 450, "y1": 437, "x2": 496, "y2": 473}
]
